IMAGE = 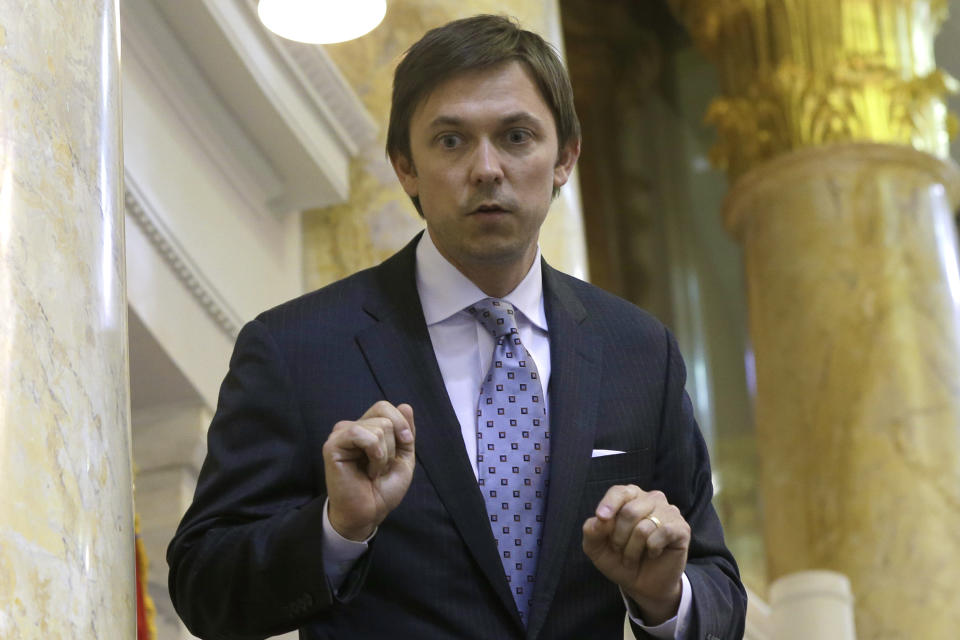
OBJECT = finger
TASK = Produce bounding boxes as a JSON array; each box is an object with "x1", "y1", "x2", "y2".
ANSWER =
[
  {"x1": 361, "y1": 401, "x2": 410, "y2": 459},
  {"x1": 645, "y1": 515, "x2": 690, "y2": 560},
  {"x1": 357, "y1": 416, "x2": 396, "y2": 463},
  {"x1": 621, "y1": 516, "x2": 660, "y2": 564},
  {"x1": 361, "y1": 400, "x2": 409, "y2": 436},
  {"x1": 346, "y1": 421, "x2": 387, "y2": 478},
  {"x1": 581, "y1": 515, "x2": 615, "y2": 557},
  {"x1": 329, "y1": 419, "x2": 391, "y2": 478},
  {"x1": 610, "y1": 496, "x2": 658, "y2": 550},
  {"x1": 333, "y1": 417, "x2": 389, "y2": 479},
  {"x1": 396, "y1": 403, "x2": 415, "y2": 449},
  {"x1": 326, "y1": 421, "x2": 382, "y2": 462},
  {"x1": 594, "y1": 484, "x2": 641, "y2": 521},
  {"x1": 362, "y1": 435, "x2": 388, "y2": 479}
]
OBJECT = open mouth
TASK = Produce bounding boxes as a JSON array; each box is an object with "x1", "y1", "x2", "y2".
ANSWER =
[{"x1": 473, "y1": 203, "x2": 509, "y2": 214}]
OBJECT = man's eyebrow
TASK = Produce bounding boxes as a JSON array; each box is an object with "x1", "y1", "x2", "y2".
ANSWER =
[
  {"x1": 425, "y1": 111, "x2": 544, "y2": 130},
  {"x1": 426, "y1": 115, "x2": 465, "y2": 129},
  {"x1": 500, "y1": 111, "x2": 542, "y2": 127}
]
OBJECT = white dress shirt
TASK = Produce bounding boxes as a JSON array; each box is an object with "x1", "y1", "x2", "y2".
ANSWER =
[
  {"x1": 415, "y1": 231, "x2": 551, "y2": 475},
  {"x1": 321, "y1": 233, "x2": 691, "y2": 637}
]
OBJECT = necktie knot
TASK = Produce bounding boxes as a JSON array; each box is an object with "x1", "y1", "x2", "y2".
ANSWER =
[{"x1": 467, "y1": 298, "x2": 519, "y2": 340}]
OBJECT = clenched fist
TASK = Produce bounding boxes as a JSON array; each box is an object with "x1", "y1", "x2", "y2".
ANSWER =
[
  {"x1": 323, "y1": 401, "x2": 417, "y2": 541},
  {"x1": 583, "y1": 484, "x2": 690, "y2": 625}
]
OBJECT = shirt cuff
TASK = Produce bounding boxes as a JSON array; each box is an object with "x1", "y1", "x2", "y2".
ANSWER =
[
  {"x1": 622, "y1": 572, "x2": 693, "y2": 639},
  {"x1": 321, "y1": 498, "x2": 375, "y2": 594}
]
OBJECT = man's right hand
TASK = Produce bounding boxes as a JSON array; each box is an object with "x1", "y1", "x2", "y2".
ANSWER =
[{"x1": 322, "y1": 401, "x2": 416, "y2": 541}]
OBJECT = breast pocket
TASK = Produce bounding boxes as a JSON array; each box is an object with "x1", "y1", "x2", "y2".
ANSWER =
[{"x1": 584, "y1": 448, "x2": 654, "y2": 487}]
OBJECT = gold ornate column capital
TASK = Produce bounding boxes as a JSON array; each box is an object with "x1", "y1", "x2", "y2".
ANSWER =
[{"x1": 668, "y1": 0, "x2": 958, "y2": 178}]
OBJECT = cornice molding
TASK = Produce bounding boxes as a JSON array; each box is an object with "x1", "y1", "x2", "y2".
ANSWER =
[
  {"x1": 124, "y1": 174, "x2": 243, "y2": 340},
  {"x1": 202, "y1": 0, "x2": 377, "y2": 164},
  {"x1": 122, "y1": 0, "x2": 379, "y2": 215},
  {"x1": 277, "y1": 39, "x2": 379, "y2": 151},
  {"x1": 120, "y1": 0, "x2": 284, "y2": 218}
]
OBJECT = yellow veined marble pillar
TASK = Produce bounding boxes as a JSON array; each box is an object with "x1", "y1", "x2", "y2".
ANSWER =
[
  {"x1": 305, "y1": 0, "x2": 587, "y2": 289},
  {"x1": 668, "y1": 1, "x2": 960, "y2": 637},
  {"x1": 0, "y1": 1, "x2": 134, "y2": 637}
]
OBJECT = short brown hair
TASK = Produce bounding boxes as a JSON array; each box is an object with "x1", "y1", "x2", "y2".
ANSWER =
[{"x1": 386, "y1": 14, "x2": 581, "y2": 174}]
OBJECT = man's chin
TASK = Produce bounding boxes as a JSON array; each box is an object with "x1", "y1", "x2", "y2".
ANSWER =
[{"x1": 461, "y1": 240, "x2": 535, "y2": 266}]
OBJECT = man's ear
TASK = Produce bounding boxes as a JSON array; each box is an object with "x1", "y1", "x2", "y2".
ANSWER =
[
  {"x1": 391, "y1": 153, "x2": 419, "y2": 198},
  {"x1": 553, "y1": 138, "x2": 581, "y2": 189}
]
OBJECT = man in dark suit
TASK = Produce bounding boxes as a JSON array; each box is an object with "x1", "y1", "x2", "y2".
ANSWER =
[{"x1": 168, "y1": 15, "x2": 746, "y2": 640}]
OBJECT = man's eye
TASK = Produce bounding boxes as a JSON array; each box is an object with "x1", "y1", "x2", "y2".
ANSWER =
[
  {"x1": 439, "y1": 134, "x2": 461, "y2": 149},
  {"x1": 507, "y1": 129, "x2": 531, "y2": 144}
]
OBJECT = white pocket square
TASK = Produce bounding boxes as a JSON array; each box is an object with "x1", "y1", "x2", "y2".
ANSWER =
[{"x1": 590, "y1": 449, "x2": 625, "y2": 458}]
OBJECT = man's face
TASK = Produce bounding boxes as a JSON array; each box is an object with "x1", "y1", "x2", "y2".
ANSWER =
[{"x1": 392, "y1": 61, "x2": 579, "y2": 276}]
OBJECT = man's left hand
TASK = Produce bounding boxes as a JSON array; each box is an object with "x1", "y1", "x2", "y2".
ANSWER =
[{"x1": 582, "y1": 485, "x2": 690, "y2": 625}]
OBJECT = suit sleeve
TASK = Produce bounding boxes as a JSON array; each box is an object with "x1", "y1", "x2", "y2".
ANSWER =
[
  {"x1": 629, "y1": 328, "x2": 747, "y2": 640},
  {"x1": 166, "y1": 319, "x2": 371, "y2": 640}
]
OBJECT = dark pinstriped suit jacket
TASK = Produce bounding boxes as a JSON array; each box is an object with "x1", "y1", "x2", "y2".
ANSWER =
[{"x1": 167, "y1": 235, "x2": 746, "y2": 640}]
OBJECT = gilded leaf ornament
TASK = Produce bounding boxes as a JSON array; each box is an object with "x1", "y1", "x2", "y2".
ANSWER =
[{"x1": 668, "y1": 0, "x2": 957, "y2": 177}]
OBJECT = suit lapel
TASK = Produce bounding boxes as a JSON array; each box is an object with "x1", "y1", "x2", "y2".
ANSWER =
[
  {"x1": 354, "y1": 237, "x2": 523, "y2": 628},
  {"x1": 526, "y1": 264, "x2": 603, "y2": 640}
]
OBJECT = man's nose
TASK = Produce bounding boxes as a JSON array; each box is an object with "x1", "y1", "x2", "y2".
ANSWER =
[{"x1": 469, "y1": 139, "x2": 504, "y2": 184}]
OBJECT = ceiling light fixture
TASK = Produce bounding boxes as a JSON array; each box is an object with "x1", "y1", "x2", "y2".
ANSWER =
[{"x1": 257, "y1": 0, "x2": 387, "y2": 45}]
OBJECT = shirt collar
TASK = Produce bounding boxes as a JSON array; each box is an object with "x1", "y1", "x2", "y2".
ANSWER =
[{"x1": 415, "y1": 231, "x2": 547, "y2": 331}]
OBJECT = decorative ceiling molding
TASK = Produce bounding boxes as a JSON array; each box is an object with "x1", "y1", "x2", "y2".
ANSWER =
[
  {"x1": 275, "y1": 39, "x2": 379, "y2": 152},
  {"x1": 122, "y1": 0, "x2": 379, "y2": 215},
  {"x1": 199, "y1": 0, "x2": 378, "y2": 205},
  {"x1": 202, "y1": 0, "x2": 354, "y2": 152},
  {"x1": 124, "y1": 174, "x2": 243, "y2": 340},
  {"x1": 120, "y1": 0, "x2": 284, "y2": 218}
]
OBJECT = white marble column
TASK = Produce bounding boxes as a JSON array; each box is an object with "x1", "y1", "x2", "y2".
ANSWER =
[{"x1": 0, "y1": 1, "x2": 133, "y2": 637}]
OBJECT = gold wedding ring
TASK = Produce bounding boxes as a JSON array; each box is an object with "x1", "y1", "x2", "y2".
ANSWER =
[{"x1": 644, "y1": 515, "x2": 662, "y2": 529}]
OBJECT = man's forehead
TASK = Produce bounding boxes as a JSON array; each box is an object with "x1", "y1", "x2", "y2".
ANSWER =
[{"x1": 409, "y1": 62, "x2": 553, "y2": 128}]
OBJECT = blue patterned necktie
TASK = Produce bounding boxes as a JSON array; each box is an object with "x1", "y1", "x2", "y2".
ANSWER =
[{"x1": 467, "y1": 298, "x2": 550, "y2": 625}]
